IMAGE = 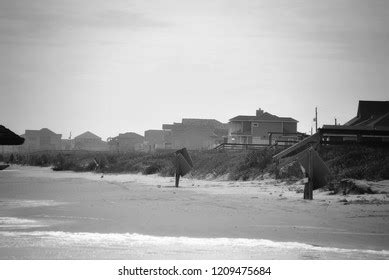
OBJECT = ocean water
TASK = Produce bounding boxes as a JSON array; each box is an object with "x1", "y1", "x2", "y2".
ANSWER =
[
  {"x1": 0, "y1": 217, "x2": 388, "y2": 260},
  {"x1": 0, "y1": 195, "x2": 388, "y2": 260}
]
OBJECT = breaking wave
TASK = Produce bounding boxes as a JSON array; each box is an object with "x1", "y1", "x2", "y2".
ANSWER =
[
  {"x1": 0, "y1": 199, "x2": 67, "y2": 209},
  {"x1": 0, "y1": 217, "x2": 46, "y2": 229},
  {"x1": 0, "y1": 230, "x2": 388, "y2": 259}
]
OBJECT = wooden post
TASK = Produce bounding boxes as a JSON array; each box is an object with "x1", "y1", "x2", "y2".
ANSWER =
[
  {"x1": 175, "y1": 172, "x2": 180, "y2": 188},
  {"x1": 268, "y1": 133, "x2": 272, "y2": 146},
  {"x1": 175, "y1": 152, "x2": 179, "y2": 188}
]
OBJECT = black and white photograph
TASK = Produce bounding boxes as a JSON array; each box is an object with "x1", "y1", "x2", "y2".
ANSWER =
[{"x1": 0, "y1": 0, "x2": 388, "y2": 264}]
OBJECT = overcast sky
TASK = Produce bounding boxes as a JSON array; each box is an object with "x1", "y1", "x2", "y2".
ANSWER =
[{"x1": 0, "y1": 0, "x2": 388, "y2": 139}]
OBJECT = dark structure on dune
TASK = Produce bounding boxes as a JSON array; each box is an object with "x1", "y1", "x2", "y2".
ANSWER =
[
  {"x1": 320, "y1": 100, "x2": 389, "y2": 145},
  {"x1": 0, "y1": 125, "x2": 25, "y2": 145},
  {"x1": 273, "y1": 100, "x2": 389, "y2": 200},
  {"x1": 0, "y1": 125, "x2": 24, "y2": 170}
]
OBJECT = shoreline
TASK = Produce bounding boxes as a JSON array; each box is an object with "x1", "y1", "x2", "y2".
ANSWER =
[
  {"x1": 9, "y1": 164, "x2": 389, "y2": 204},
  {"x1": 1, "y1": 229, "x2": 388, "y2": 260}
]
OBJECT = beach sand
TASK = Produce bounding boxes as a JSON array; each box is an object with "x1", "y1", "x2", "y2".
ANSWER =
[{"x1": 0, "y1": 165, "x2": 388, "y2": 259}]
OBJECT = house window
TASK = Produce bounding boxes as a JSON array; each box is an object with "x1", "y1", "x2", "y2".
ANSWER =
[{"x1": 252, "y1": 123, "x2": 259, "y2": 127}]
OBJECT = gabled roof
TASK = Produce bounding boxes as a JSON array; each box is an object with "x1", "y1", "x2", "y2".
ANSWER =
[
  {"x1": 344, "y1": 100, "x2": 389, "y2": 128},
  {"x1": 40, "y1": 128, "x2": 57, "y2": 134},
  {"x1": 374, "y1": 112, "x2": 389, "y2": 129},
  {"x1": 108, "y1": 132, "x2": 144, "y2": 144},
  {"x1": 117, "y1": 132, "x2": 144, "y2": 139},
  {"x1": 181, "y1": 118, "x2": 225, "y2": 128},
  {"x1": 229, "y1": 112, "x2": 297, "y2": 122},
  {"x1": 164, "y1": 119, "x2": 228, "y2": 131},
  {"x1": 25, "y1": 128, "x2": 61, "y2": 136},
  {"x1": 75, "y1": 131, "x2": 101, "y2": 140},
  {"x1": 357, "y1": 101, "x2": 389, "y2": 119}
]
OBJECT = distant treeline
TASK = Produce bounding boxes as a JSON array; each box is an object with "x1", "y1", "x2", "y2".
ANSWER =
[{"x1": 2, "y1": 145, "x2": 388, "y2": 184}]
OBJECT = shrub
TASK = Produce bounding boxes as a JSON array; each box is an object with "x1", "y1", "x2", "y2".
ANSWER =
[{"x1": 12, "y1": 145, "x2": 389, "y2": 183}]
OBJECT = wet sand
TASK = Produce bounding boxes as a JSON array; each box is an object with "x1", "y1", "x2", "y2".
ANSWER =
[{"x1": 0, "y1": 166, "x2": 388, "y2": 259}]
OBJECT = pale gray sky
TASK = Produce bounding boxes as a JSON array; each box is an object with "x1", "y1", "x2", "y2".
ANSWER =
[{"x1": 0, "y1": 0, "x2": 388, "y2": 139}]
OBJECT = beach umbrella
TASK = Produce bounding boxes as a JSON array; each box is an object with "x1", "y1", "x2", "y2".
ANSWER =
[{"x1": 0, "y1": 125, "x2": 25, "y2": 145}]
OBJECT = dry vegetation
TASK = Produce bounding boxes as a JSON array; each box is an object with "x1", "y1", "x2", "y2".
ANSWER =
[{"x1": 2, "y1": 145, "x2": 388, "y2": 185}]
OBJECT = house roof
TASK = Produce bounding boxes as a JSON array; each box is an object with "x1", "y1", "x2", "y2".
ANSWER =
[
  {"x1": 375, "y1": 112, "x2": 389, "y2": 129},
  {"x1": 117, "y1": 132, "x2": 144, "y2": 139},
  {"x1": 164, "y1": 119, "x2": 228, "y2": 131},
  {"x1": 181, "y1": 118, "x2": 226, "y2": 128},
  {"x1": 75, "y1": 131, "x2": 101, "y2": 140},
  {"x1": 108, "y1": 132, "x2": 144, "y2": 144},
  {"x1": 229, "y1": 112, "x2": 298, "y2": 122},
  {"x1": 25, "y1": 128, "x2": 61, "y2": 137},
  {"x1": 357, "y1": 100, "x2": 389, "y2": 118},
  {"x1": 40, "y1": 128, "x2": 57, "y2": 134},
  {"x1": 344, "y1": 100, "x2": 389, "y2": 128}
]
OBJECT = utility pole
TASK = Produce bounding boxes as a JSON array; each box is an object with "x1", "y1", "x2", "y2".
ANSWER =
[{"x1": 315, "y1": 107, "x2": 318, "y2": 133}]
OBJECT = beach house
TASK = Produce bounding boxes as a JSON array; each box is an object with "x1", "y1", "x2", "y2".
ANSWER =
[
  {"x1": 19, "y1": 128, "x2": 62, "y2": 152},
  {"x1": 228, "y1": 108, "x2": 299, "y2": 145},
  {"x1": 74, "y1": 131, "x2": 109, "y2": 151},
  {"x1": 144, "y1": 130, "x2": 164, "y2": 152},
  {"x1": 162, "y1": 118, "x2": 228, "y2": 150},
  {"x1": 108, "y1": 132, "x2": 144, "y2": 152}
]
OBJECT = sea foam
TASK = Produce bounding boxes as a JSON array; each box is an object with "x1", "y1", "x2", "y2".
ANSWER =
[
  {"x1": 0, "y1": 217, "x2": 46, "y2": 229},
  {"x1": 0, "y1": 199, "x2": 67, "y2": 209},
  {"x1": 0, "y1": 230, "x2": 387, "y2": 259}
]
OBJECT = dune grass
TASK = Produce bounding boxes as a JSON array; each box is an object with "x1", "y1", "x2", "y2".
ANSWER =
[{"x1": 5, "y1": 145, "x2": 389, "y2": 183}]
